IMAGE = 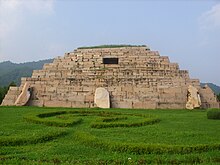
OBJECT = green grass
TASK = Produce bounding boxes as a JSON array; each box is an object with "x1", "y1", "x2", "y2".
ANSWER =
[
  {"x1": 207, "y1": 109, "x2": 220, "y2": 120},
  {"x1": 78, "y1": 44, "x2": 147, "y2": 49},
  {"x1": 0, "y1": 106, "x2": 220, "y2": 164}
]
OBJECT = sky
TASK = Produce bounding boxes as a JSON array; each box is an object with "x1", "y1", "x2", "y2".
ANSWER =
[{"x1": 0, "y1": 0, "x2": 220, "y2": 85}]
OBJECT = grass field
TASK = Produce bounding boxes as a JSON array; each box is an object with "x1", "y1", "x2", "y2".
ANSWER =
[{"x1": 0, "y1": 106, "x2": 220, "y2": 164}]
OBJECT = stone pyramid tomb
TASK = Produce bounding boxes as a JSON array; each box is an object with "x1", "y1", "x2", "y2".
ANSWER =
[{"x1": 2, "y1": 45, "x2": 219, "y2": 109}]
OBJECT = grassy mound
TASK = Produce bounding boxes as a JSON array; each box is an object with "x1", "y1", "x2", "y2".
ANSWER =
[
  {"x1": 0, "y1": 130, "x2": 67, "y2": 146},
  {"x1": 24, "y1": 111, "x2": 83, "y2": 127},
  {"x1": 78, "y1": 44, "x2": 147, "y2": 49},
  {"x1": 74, "y1": 131, "x2": 220, "y2": 154},
  {"x1": 91, "y1": 114, "x2": 160, "y2": 128},
  {"x1": 24, "y1": 110, "x2": 160, "y2": 128}
]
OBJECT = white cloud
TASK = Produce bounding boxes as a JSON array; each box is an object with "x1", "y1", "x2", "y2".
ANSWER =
[
  {"x1": 0, "y1": 0, "x2": 54, "y2": 40},
  {"x1": 23, "y1": 0, "x2": 54, "y2": 14},
  {"x1": 199, "y1": 3, "x2": 220, "y2": 30}
]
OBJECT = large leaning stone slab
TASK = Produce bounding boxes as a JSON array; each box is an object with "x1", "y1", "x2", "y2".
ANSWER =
[
  {"x1": 94, "y1": 87, "x2": 110, "y2": 108},
  {"x1": 186, "y1": 85, "x2": 201, "y2": 110},
  {"x1": 15, "y1": 83, "x2": 31, "y2": 106}
]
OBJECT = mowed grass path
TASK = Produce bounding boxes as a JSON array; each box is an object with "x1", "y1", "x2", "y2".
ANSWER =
[{"x1": 0, "y1": 106, "x2": 220, "y2": 164}]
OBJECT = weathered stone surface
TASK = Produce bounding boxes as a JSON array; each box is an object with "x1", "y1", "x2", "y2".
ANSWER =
[
  {"x1": 1, "y1": 45, "x2": 219, "y2": 109},
  {"x1": 199, "y1": 85, "x2": 220, "y2": 109},
  {"x1": 1, "y1": 87, "x2": 20, "y2": 106},
  {"x1": 44, "y1": 100, "x2": 71, "y2": 107},
  {"x1": 15, "y1": 83, "x2": 31, "y2": 106},
  {"x1": 186, "y1": 85, "x2": 201, "y2": 110},
  {"x1": 94, "y1": 87, "x2": 110, "y2": 108}
]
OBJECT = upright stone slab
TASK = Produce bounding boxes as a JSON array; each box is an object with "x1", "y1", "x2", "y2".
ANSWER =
[
  {"x1": 15, "y1": 83, "x2": 31, "y2": 106},
  {"x1": 94, "y1": 87, "x2": 110, "y2": 108},
  {"x1": 186, "y1": 85, "x2": 201, "y2": 109}
]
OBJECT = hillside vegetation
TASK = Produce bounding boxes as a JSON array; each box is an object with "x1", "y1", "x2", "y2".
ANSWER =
[
  {"x1": 0, "y1": 59, "x2": 53, "y2": 86},
  {"x1": 0, "y1": 107, "x2": 220, "y2": 164}
]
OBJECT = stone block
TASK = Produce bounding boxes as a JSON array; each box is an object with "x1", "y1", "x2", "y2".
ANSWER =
[
  {"x1": 111, "y1": 101, "x2": 132, "y2": 108},
  {"x1": 28, "y1": 100, "x2": 44, "y2": 107},
  {"x1": 71, "y1": 101, "x2": 88, "y2": 108},
  {"x1": 44, "y1": 100, "x2": 71, "y2": 107},
  {"x1": 133, "y1": 101, "x2": 157, "y2": 109}
]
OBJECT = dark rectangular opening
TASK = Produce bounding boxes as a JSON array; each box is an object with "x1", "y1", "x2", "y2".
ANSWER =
[{"x1": 103, "y1": 58, "x2": 118, "y2": 64}]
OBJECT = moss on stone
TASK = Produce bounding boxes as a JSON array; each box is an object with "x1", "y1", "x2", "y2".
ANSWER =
[{"x1": 78, "y1": 44, "x2": 147, "y2": 49}]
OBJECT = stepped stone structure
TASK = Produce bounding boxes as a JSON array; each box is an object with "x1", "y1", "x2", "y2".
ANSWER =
[{"x1": 1, "y1": 45, "x2": 219, "y2": 109}]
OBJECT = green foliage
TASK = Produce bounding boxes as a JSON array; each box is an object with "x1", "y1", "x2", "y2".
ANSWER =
[
  {"x1": 0, "y1": 81, "x2": 17, "y2": 104},
  {"x1": 207, "y1": 109, "x2": 220, "y2": 120},
  {"x1": 74, "y1": 131, "x2": 220, "y2": 154},
  {"x1": 0, "y1": 86, "x2": 7, "y2": 104},
  {"x1": 0, "y1": 130, "x2": 67, "y2": 146},
  {"x1": 91, "y1": 115, "x2": 160, "y2": 129},
  {"x1": 217, "y1": 93, "x2": 220, "y2": 101},
  {"x1": 100, "y1": 116, "x2": 128, "y2": 122},
  {"x1": 0, "y1": 59, "x2": 53, "y2": 86},
  {"x1": 78, "y1": 44, "x2": 147, "y2": 49},
  {"x1": 24, "y1": 111, "x2": 83, "y2": 127},
  {"x1": 1, "y1": 107, "x2": 220, "y2": 164},
  {"x1": 7, "y1": 81, "x2": 16, "y2": 88},
  {"x1": 24, "y1": 110, "x2": 160, "y2": 129}
]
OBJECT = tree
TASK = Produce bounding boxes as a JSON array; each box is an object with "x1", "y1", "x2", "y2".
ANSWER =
[
  {"x1": 0, "y1": 87, "x2": 4, "y2": 104},
  {"x1": 8, "y1": 81, "x2": 16, "y2": 89},
  {"x1": 217, "y1": 93, "x2": 220, "y2": 102}
]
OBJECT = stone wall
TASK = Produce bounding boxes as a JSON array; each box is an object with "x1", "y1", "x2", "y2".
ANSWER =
[
  {"x1": 1, "y1": 87, "x2": 20, "y2": 106},
  {"x1": 2, "y1": 46, "x2": 219, "y2": 109}
]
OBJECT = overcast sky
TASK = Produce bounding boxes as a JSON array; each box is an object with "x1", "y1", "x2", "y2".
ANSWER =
[{"x1": 0, "y1": 0, "x2": 220, "y2": 85}]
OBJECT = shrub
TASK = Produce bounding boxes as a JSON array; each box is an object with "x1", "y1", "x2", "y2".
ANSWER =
[
  {"x1": 24, "y1": 111, "x2": 83, "y2": 127},
  {"x1": 91, "y1": 118, "x2": 160, "y2": 129},
  {"x1": 24, "y1": 110, "x2": 115, "y2": 127},
  {"x1": 0, "y1": 130, "x2": 67, "y2": 146},
  {"x1": 99, "y1": 116, "x2": 128, "y2": 122},
  {"x1": 217, "y1": 93, "x2": 220, "y2": 101},
  {"x1": 91, "y1": 114, "x2": 160, "y2": 129},
  {"x1": 24, "y1": 110, "x2": 160, "y2": 128},
  {"x1": 207, "y1": 109, "x2": 220, "y2": 120},
  {"x1": 74, "y1": 131, "x2": 220, "y2": 154}
]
